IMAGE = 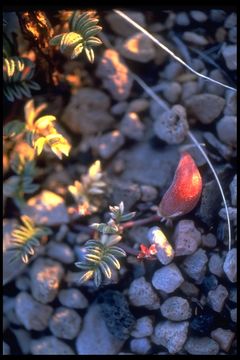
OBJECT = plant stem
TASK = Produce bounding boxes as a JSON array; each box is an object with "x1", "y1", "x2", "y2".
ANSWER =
[{"x1": 120, "y1": 215, "x2": 162, "y2": 230}]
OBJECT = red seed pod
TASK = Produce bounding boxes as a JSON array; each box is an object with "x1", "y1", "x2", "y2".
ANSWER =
[{"x1": 159, "y1": 152, "x2": 202, "y2": 219}]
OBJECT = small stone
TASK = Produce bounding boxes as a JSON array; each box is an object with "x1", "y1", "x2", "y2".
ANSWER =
[
  {"x1": 15, "y1": 275, "x2": 30, "y2": 291},
  {"x1": 229, "y1": 287, "x2": 237, "y2": 303},
  {"x1": 55, "y1": 224, "x2": 68, "y2": 242},
  {"x1": 190, "y1": 312, "x2": 216, "y2": 336},
  {"x1": 207, "y1": 284, "x2": 228, "y2": 312},
  {"x1": 31, "y1": 336, "x2": 74, "y2": 355},
  {"x1": 224, "y1": 12, "x2": 237, "y2": 29},
  {"x1": 58, "y1": 288, "x2": 88, "y2": 309},
  {"x1": 203, "y1": 132, "x2": 232, "y2": 160},
  {"x1": 120, "y1": 112, "x2": 145, "y2": 141},
  {"x1": 181, "y1": 81, "x2": 199, "y2": 102},
  {"x1": 215, "y1": 27, "x2": 227, "y2": 42},
  {"x1": 140, "y1": 185, "x2": 158, "y2": 202},
  {"x1": 128, "y1": 99, "x2": 149, "y2": 113},
  {"x1": 183, "y1": 31, "x2": 208, "y2": 46},
  {"x1": 105, "y1": 11, "x2": 146, "y2": 37},
  {"x1": 128, "y1": 276, "x2": 160, "y2": 310},
  {"x1": 216, "y1": 115, "x2": 236, "y2": 146},
  {"x1": 30, "y1": 257, "x2": 64, "y2": 304},
  {"x1": 224, "y1": 90, "x2": 236, "y2": 116},
  {"x1": 230, "y1": 308, "x2": 237, "y2": 323},
  {"x1": 172, "y1": 220, "x2": 201, "y2": 256},
  {"x1": 211, "y1": 328, "x2": 235, "y2": 352},
  {"x1": 128, "y1": 226, "x2": 149, "y2": 246},
  {"x1": 131, "y1": 316, "x2": 153, "y2": 338},
  {"x1": 185, "y1": 337, "x2": 219, "y2": 355},
  {"x1": 49, "y1": 307, "x2": 81, "y2": 340},
  {"x1": 175, "y1": 12, "x2": 190, "y2": 26},
  {"x1": 162, "y1": 82, "x2": 182, "y2": 104},
  {"x1": 208, "y1": 254, "x2": 224, "y2": 277},
  {"x1": 12, "y1": 328, "x2": 31, "y2": 354},
  {"x1": 210, "y1": 10, "x2": 226, "y2": 23},
  {"x1": 180, "y1": 281, "x2": 200, "y2": 297},
  {"x1": 222, "y1": 45, "x2": 237, "y2": 70},
  {"x1": 46, "y1": 242, "x2": 74, "y2": 264},
  {"x1": 111, "y1": 180, "x2": 141, "y2": 212},
  {"x1": 152, "y1": 263, "x2": 184, "y2": 293},
  {"x1": 96, "y1": 49, "x2": 133, "y2": 101},
  {"x1": 160, "y1": 296, "x2": 192, "y2": 321},
  {"x1": 229, "y1": 175, "x2": 237, "y2": 206},
  {"x1": 181, "y1": 249, "x2": 208, "y2": 282},
  {"x1": 201, "y1": 233, "x2": 217, "y2": 248},
  {"x1": 163, "y1": 61, "x2": 184, "y2": 81},
  {"x1": 149, "y1": 98, "x2": 167, "y2": 121},
  {"x1": 228, "y1": 26, "x2": 237, "y2": 43},
  {"x1": 154, "y1": 105, "x2": 189, "y2": 144},
  {"x1": 118, "y1": 32, "x2": 156, "y2": 63},
  {"x1": 148, "y1": 226, "x2": 174, "y2": 265},
  {"x1": 16, "y1": 292, "x2": 53, "y2": 331},
  {"x1": 201, "y1": 275, "x2": 218, "y2": 295},
  {"x1": 223, "y1": 248, "x2": 237, "y2": 283},
  {"x1": 186, "y1": 94, "x2": 225, "y2": 124},
  {"x1": 152, "y1": 320, "x2": 189, "y2": 354},
  {"x1": 190, "y1": 11, "x2": 207, "y2": 22},
  {"x1": 130, "y1": 338, "x2": 151, "y2": 354},
  {"x1": 22, "y1": 190, "x2": 69, "y2": 226},
  {"x1": 205, "y1": 69, "x2": 226, "y2": 97},
  {"x1": 111, "y1": 101, "x2": 128, "y2": 116},
  {"x1": 3, "y1": 341, "x2": 10, "y2": 355},
  {"x1": 91, "y1": 130, "x2": 125, "y2": 159},
  {"x1": 219, "y1": 207, "x2": 237, "y2": 227}
]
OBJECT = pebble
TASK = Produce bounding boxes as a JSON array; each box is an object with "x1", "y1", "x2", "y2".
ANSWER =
[
  {"x1": 140, "y1": 185, "x2": 158, "y2": 202},
  {"x1": 216, "y1": 115, "x2": 236, "y2": 146},
  {"x1": 96, "y1": 49, "x2": 133, "y2": 101},
  {"x1": 120, "y1": 112, "x2": 145, "y2": 141},
  {"x1": 190, "y1": 11, "x2": 207, "y2": 22},
  {"x1": 152, "y1": 263, "x2": 184, "y2": 293},
  {"x1": 131, "y1": 316, "x2": 153, "y2": 338},
  {"x1": 105, "y1": 11, "x2": 146, "y2": 37},
  {"x1": 49, "y1": 307, "x2": 81, "y2": 340},
  {"x1": 111, "y1": 101, "x2": 128, "y2": 116},
  {"x1": 15, "y1": 292, "x2": 53, "y2": 331},
  {"x1": 181, "y1": 81, "x2": 199, "y2": 102},
  {"x1": 3, "y1": 341, "x2": 10, "y2": 355},
  {"x1": 180, "y1": 281, "x2": 200, "y2": 298},
  {"x1": 181, "y1": 249, "x2": 208, "y2": 282},
  {"x1": 162, "y1": 82, "x2": 182, "y2": 104},
  {"x1": 201, "y1": 233, "x2": 217, "y2": 248},
  {"x1": 91, "y1": 130, "x2": 125, "y2": 159},
  {"x1": 182, "y1": 31, "x2": 208, "y2": 46},
  {"x1": 154, "y1": 105, "x2": 189, "y2": 144},
  {"x1": 128, "y1": 226, "x2": 150, "y2": 245},
  {"x1": 224, "y1": 90, "x2": 236, "y2": 116},
  {"x1": 163, "y1": 61, "x2": 184, "y2": 81},
  {"x1": 149, "y1": 98, "x2": 167, "y2": 121},
  {"x1": 46, "y1": 241, "x2": 75, "y2": 264},
  {"x1": 128, "y1": 276, "x2": 160, "y2": 310},
  {"x1": 230, "y1": 308, "x2": 237, "y2": 323},
  {"x1": 210, "y1": 9, "x2": 226, "y2": 23},
  {"x1": 175, "y1": 12, "x2": 190, "y2": 26},
  {"x1": 30, "y1": 257, "x2": 64, "y2": 304},
  {"x1": 22, "y1": 190, "x2": 69, "y2": 226},
  {"x1": 223, "y1": 248, "x2": 237, "y2": 283},
  {"x1": 207, "y1": 284, "x2": 228, "y2": 312},
  {"x1": 148, "y1": 226, "x2": 174, "y2": 265},
  {"x1": 130, "y1": 338, "x2": 151, "y2": 354},
  {"x1": 229, "y1": 175, "x2": 237, "y2": 207},
  {"x1": 224, "y1": 12, "x2": 236, "y2": 29},
  {"x1": 190, "y1": 312, "x2": 216, "y2": 335},
  {"x1": 172, "y1": 220, "x2": 201, "y2": 256},
  {"x1": 160, "y1": 296, "x2": 192, "y2": 321},
  {"x1": 15, "y1": 275, "x2": 30, "y2": 291},
  {"x1": 128, "y1": 98, "x2": 149, "y2": 113},
  {"x1": 228, "y1": 26, "x2": 237, "y2": 43},
  {"x1": 184, "y1": 337, "x2": 219, "y2": 355},
  {"x1": 186, "y1": 94, "x2": 225, "y2": 124},
  {"x1": 211, "y1": 328, "x2": 235, "y2": 352},
  {"x1": 201, "y1": 275, "x2": 218, "y2": 295},
  {"x1": 31, "y1": 336, "x2": 75, "y2": 355},
  {"x1": 55, "y1": 224, "x2": 68, "y2": 242},
  {"x1": 203, "y1": 132, "x2": 232, "y2": 160},
  {"x1": 12, "y1": 328, "x2": 31, "y2": 354},
  {"x1": 219, "y1": 207, "x2": 237, "y2": 227},
  {"x1": 208, "y1": 254, "x2": 224, "y2": 277},
  {"x1": 205, "y1": 69, "x2": 226, "y2": 97},
  {"x1": 118, "y1": 32, "x2": 156, "y2": 63},
  {"x1": 152, "y1": 320, "x2": 189, "y2": 354},
  {"x1": 58, "y1": 288, "x2": 88, "y2": 309},
  {"x1": 111, "y1": 180, "x2": 141, "y2": 212},
  {"x1": 215, "y1": 27, "x2": 227, "y2": 42},
  {"x1": 222, "y1": 45, "x2": 237, "y2": 70}
]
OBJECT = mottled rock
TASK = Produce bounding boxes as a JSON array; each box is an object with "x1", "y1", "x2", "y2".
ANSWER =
[
  {"x1": 181, "y1": 249, "x2": 208, "y2": 282},
  {"x1": 31, "y1": 336, "x2": 74, "y2": 355},
  {"x1": 58, "y1": 288, "x2": 88, "y2": 309},
  {"x1": 162, "y1": 82, "x2": 182, "y2": 104},
  {"x1": 152, "y1": 320, "x2": 189, "y2": 354},
  {"x1": 96, "y1": 49, "x2": 133, "y2": 101},
  {"x1": 185, "y1": 337, "x2": 219, "y2": 355},
  {"x1": 223, "y1": 248, "x2": 237, "y2": 283},
  {"x1": 152, "y1": 264, "x2": 184, "y2": 293},
  {"x1": 148, "y1": 226, "x2": 174, "y2": 265},
  {"x1": 219, "y1": 207, "x2": 237, "y2": 227},
  {"x1": 222, "y1": 45, "x2": 237, "y2": 70},
  {"x1": 131, "y1": 316, "x2": 153, "y2": 338},
  {"x1": 30, "y1": 257, "x2": 64, "y2": 304},
  {"x1": 49, "y1": 307, "x2": 81, "y2": 340},
  {"x1": 211, "y1": 328, "x2": 235, "y2": 352},
  {"x1": 111, "y1": 180, "x2": 141, "y2": 212},
  {"x1": 172, "y1": 220, "x2": 201, "y2": 256},
  {"x1": 229, "y1": 175, "x2": 237, "y2": 207},
  {"x1": 16, "y1": 292, "x2": 52, "y2": 331},
  {"x1": 201, "y1": 233, "x2": 217, "y2": 248},
  {"x1": 207, "y1": 285, "x2": 228, "y2": 312},
  {"x1": 106, "y1": 11, "x2": 146, "y2": 37},
  {"x1": 118, "y1": 32, "x2": 156, "y2": 63},
  {"x1": 120, "y1": 112, "x2": 145, "y2": 141},
  {"x1": 128, "y1": 99, "x2": 149, "y2": 113},
  {"x1": 180, "y1": 281, "x2": 200, "y2": 297},
  {"x1": 208, "y1": 254, "x2": 224, "y2": 277},
  {"x1": 128, "y1": 276, "x2": 160, "y2": 310},
  {"x1": 160, "y1": 296, "x2": 192, "y2": 321},
  {"x1": 216, "y1": 115, "x2": 236, "y2": 146},
  {"x1": 130, "y1": 338, "x2": 151, "y2": 354},
  {"x1": 91, "y1": 130, "x2": 125, "y2": 159},
  {"x1": 183, "y1": 31, "x2": 208, "y2": 45},
  {"x1": 186, "y1": 94, "x2": 225, "y2": 124}
]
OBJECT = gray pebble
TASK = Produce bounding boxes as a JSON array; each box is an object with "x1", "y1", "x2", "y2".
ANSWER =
[
  {"x1": 183, "y1": 31, "x2": 208, "y2": 46},
  {"x1": 160, "y1": 296, "x2": 192, "y2": 321},
  {"x1": 111, "y1": 101, "x2": 128, "y2": 116},
  {"x1": 190, "y1": 11, "x2": 207, "y2": 22},
  {"x1": 140, "y1": 185, "x2": 158, "y2": 202},
  {"x1": 181, "y1": 249, "x2": 208, "y2": 283},
  {"x1": 224, "y1": 90, "x2": 236, "y2": 116},
  {"x1": 120, "y1": 112, "x2": 145, "y2": 141},
  {"x1": 46, "y1": 241, "x2": 75, "y2": 264},
  {"x1": 131, "y1": 316, "x2": 154, "y2": 338},
  {"x1": 216, "y1": 115, "x2": 236, "y2": 146},
  {"x1": 186, "y1": 94, "x2": 225, "y2": 124},
  {"x1": 172, "y1": 220, "x2": 201, "y2": 256},
  {"x1": 222, "y1": 45, "x2": 237, "y2": 70},
  {"x1": 31, "y1": 336, "x2": 75, "y2": 355},
  {"x1": 229, "y1": 175, "x2": 237, "y2": 207},
  {"x1": 208, "y1": 254, "x2": 224, "y2": 277},
  {"x1": 185, "y1": 336, "x2": 219, "y2": 355},
  {"x1": 211, "y1": 328, "x2": 235, "y2": 352},
  {"x1": 207, "y1": 284, "x2": 228, "y2": 312},
  {"x1": 128, "y1": 276, "x2": 160, "y2": 310},
  {"x1": 180, "y1": 281, "x2": 200, "y2": 298},
  {"x1": 230, "y1": 308, "x2": 237, "y2": 323},
  {"x1": 223, "y1": 248, "x2": 237, "y2": 282},
  {"x1": 58, "y1": 288, "x2": 88, "y2": 309},
  {"x1": 175, "y1": 12, "x2": 190, "y2": 26},
  {"x1": 162, "y1": 82, "x2": 182, "y2": 104},
  {"x1": 201, "y1": 233, "x2": 217, "y2": 248},
  {"x1": 130, "y1": 338, "x2": 151, "y2": 354},
  {"x1": 49, "y1": 307, "x2": 82, "y2": 340},
  {"x1": 152, "y1": 263, "x2": 184, "y2": 293},
  {"x1": 224, "y1": 12, "x2": 236, "y2": 29},
  {"x1": 128, "y1": 99, "x2": 149, "y2": 113},
  {"x1": 91, "y1": 130, "x2": 125, "y2": 159}
]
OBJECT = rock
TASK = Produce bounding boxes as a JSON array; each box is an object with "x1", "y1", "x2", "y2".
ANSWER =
[
  {"x1": 182, "y1": 31, "x2": 208, "y2": 46},
  {"x1": 30, "y1": 257, "x2": 64, "y2": 304},
  {"x1": 229, "y1": 175, "x2": 237, "y2": 207},
  {"x1": 3, "y1": 296, "x2": 21, "y2": 326},
  {"x1": 111, "y1": 180, "x2": 141, "y2": 212},
  {"x1": 190, "y1": 311, "x2": 216, "y2": 335},
  {"x1": 163, "y1": 61, "x2": 184, "y2": 81},
  {"x1": 181, "y1": 81, "x2": 199, "y2": 102},
  {"x1": 223, "y1": 248, "x2": 237, "y2": 283},
  {"x1": 210, "y1": 9, "x2": 226, "y2": 23},
  {"x1": 96, "y1": 49, "x2": 133, "y2": 101},
  {"x1": 128, "y1": 226, "x2": 150, "y2": 246},
  {"x1": 203, "y1": 132, "x2": 232, "y2": 160},
  {"x1": 229, "y1": 287, "x2": 237, "y2": 303},
  {"x1": 15, "y1": 275, "x2": 30, "y2": 291},
  {"x1": 105, "y1": 11, "x2": 146, "y2": 37},
  {"x1": 224, "y1": 12, "x2": 236, "y2": 28},
  {"x1": 185, "y1": 337, "x2": 219, "y2": 355},
  {"x1": 49, "y1": 307, "x2": 81, "y2": 340},
  {"x1": 58, "y1": 288, "x2": 88, "y2": 309},
  {"x1": 180, "y1": 281, "x2": 200, "y2": 297},
  {"x1": 160, "y1": 296, "x2": 192, "y2": 321},
  {"x1": 152, "y1": 320, "x2": 189, "y2": 354},
  {"x1": 22, "y1": 190, "x2": 69, "y2": 226},
  {"x1": 201, "y1": 275, "x2": 218, "y2": 295},
  {"x1": 205, "y1": 69, "x2": 226, "y2": 97},
  {"x1": 46, "y1": 242, "x2": 74, "y2": 264},
  {"x1": 208, "y1": 254, "x2": 224, "y2": 277},
  {"x1": 172, "y1": 220, "x2": 201, "y2": 256},
  {"x1": 118, "y1": 32, "x2": 156, "y2": 63},
  {"x1": 76, "y1": 303, "x2": 125, "y2": 354},
  {"x1": 149, "y1": 98, "x2": 167, "y2": 121},
  {"x1": 224, "y1": 90, "x2": 236, "y2": 116},
  {"x1": 31, "y1": 336, "x2": 74, "y2": 355},
  {"x1": 190, "y1": 10, "x2": 207, "y2": 22},
  {"x1": 148, "y1": 226, "x2": 174, "y2": 265},
  {"x1": 130, "y1": 338, "x2": 151, "y2": 354},
  {"x1": 181, "y1": 249, "x2": 208, "y2": 282},
  {"x1": 12, "y1": 328, "x2": 31, "y2": 354},
  {"x1": 175, "y1": 12, "x2": 190, "y2": 26},
  {"x1": 154, "y1": 105, "x2": 189, "y2": 144},
  {"x1": 131, "y1": 316, "x2": 153, "y2": 338},
  {"x1": 152, "y1": 264, "x2": 184, "y2": 293},
  {"x1": 230, "y1": 308, "x2": 237, "y2": 323},
  {"x1": 128, "y1": 99, "x2": 149, "y2": 113},
  {"x1": 140, "y1": 185, "x2": 158, "y2": 202},
  {"x1": 61, "y1": 88, "x2": 114, "y2": 135},
  {"x1": 15, "y1": 292, "x2": 53, "y2": 331},
  {"x1": 128, "y1": 276, "x2": 160, "y2": 310},
  {"x1": 216, "y1": 116, "x2": 236, "y2": 146},
  {"x1": 201, "y1": 233, "x2": 217, "y2": 248},
  {"x1": 55, "y1": 224, "x2": 69, "y2": 242},
  {"x1": 215, "y1": 27, "x2": 227, "y2": 42},
  {"x1": 111, "y1": 101, "x2": 128, "y2": 116},
  {"x1": 207, "y1": 284, "x2": 228, "y2": 312},
  {"x1": 120, "y1": 112, "x2": 145, "y2": 141},
  {"x1": 162, "y1": 82, "x2": 182, "y2": 104},
  {"x1": 91, "y1": 130, "x2": 125, "y2": 159},
  {"x1": 219, "y1": 207, "x2": 237, "y2": 227},
  {"x1": 211, "y1": 328, "x2": 235, "y2": 352},
  {"x1": 222, "y1": 45, "x2": 237, "y2": 70},
  {"x1": 186, "y1": 94, "x2": 225, "y2": 124},
  {"x1": 3, "y1": 341, "x2": 10, "y2": 355}
]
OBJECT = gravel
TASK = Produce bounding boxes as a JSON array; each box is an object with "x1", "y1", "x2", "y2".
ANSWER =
[
  {"x1": 160, "y1": 296, "x2": 192, "y2": 321},
  {"x1": 207, "y1": 284, "x2": 228, "y2": 312},
  {"x1": 181, "y1": 249, "x2": 208, "y2": 282},
  {"x1": 49, "y1": 307, "x2": 82, "y2": 340},
  {"x1": 58, "y1": 288, "x2": 88, "y2": 309},
  {"x1": 152, "y1": 263, "x2": 184, "y2": 293},
  {"x1": 211, "y1": 328, "x2": 235, "y2": 352},
  {"x1": 223, "y1": 248, "x2": 237, "y2": 283},
  {"x1": 184, "y1": 336, "x2": 219, "y2": 355},
  {"x1": 131, "y1": 316, "x2": 154, "y2": 338},
  {"x1": 172, "y1": 220, "x2": 201, "y2": 256},
  {"x1": 130, "y1": 338, "x2": 151, "y2": 354},
  {"x1": 128, "y1": 277, "x2": 160, "y2": 310},
  {"x1": 31, "y1": 336, "x2": 75, "y2": 355}
]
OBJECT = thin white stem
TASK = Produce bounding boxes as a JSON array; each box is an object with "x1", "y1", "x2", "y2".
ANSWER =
[{"x1": 113, "y1": 9, "x2": 237, "y2": 92}]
